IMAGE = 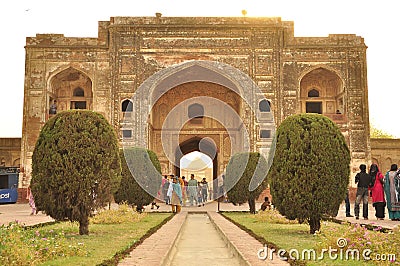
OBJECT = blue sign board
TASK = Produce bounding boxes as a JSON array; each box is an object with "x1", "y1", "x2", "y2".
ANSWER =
[{"x1": 0, "y1": 168, "x2": 19, "y2": 204}]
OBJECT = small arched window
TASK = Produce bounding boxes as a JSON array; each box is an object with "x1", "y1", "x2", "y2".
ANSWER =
[
  {"x1": 73, "y1": 87, "x2": 85, "y2": 97},
  {"x1": 188, "y1": 103, "x2": 204, "y2": 119},
  {"x1": 122, "y1": 99, "x2": 133, "y2": 112},
  {"x1": 308, "y1": 89, "x2": 319, "y2": 98},
  {"x1": 259, "y1": 99, "x2": 271, "y2": 112}
]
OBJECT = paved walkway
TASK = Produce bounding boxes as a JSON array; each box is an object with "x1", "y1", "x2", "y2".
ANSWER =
[
  {"x1": 1, "y1": 201, "x2": 399, "y2": 265},
  {"x1": 166, "y1": 213, "x2": 242, "y2": 266}
]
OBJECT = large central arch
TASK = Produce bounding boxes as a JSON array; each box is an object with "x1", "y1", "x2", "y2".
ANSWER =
[
  {"x1": 148, "y1": 80, "x2": 242, "y2": 175},
  {"x1": 123, "y1": 60, "x2": 275, "y2": 183}
]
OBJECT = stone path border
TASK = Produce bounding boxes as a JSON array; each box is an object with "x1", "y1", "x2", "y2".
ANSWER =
[
  {"x1": 118, "y1": 211, "x2": 188, "y2": 266},
  {"x1": 208, "y1": 211, "x2": 289, "y2": 266}
]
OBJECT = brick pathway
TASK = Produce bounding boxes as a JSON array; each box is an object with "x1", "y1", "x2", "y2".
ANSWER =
[{"x1": 118, "y1": 211, "x2": 188, "y2": 266}]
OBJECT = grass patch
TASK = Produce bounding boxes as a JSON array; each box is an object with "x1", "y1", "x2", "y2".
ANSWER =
[
  {"x1": 222, "y1": 212, "x2": 378, "y2": 266},
  {"x1": 0, "y1": 211, "x2": 172, "y2": 266},
  {"x1": 40, "y1": 212, "x2": 172, "y2": 266}
]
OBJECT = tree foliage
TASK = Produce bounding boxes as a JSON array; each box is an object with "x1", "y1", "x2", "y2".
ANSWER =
[
  {"x1": 114, "y1": 147, "x2": 162, "y2": 211},
  {"x1": 370, "y1": 124, "x2": 395, "y2": 139},
  {"x1": 268, "y1": 114, "x2": 350, "y2": 234},
  {"x1": 31, "y1": 110, "x2": 121, "y2": 235},
  {"x1": 225, "y1": 152, "x2": 269, "y2": 214}
]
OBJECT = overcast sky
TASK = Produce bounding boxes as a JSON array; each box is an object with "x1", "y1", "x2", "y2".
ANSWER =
[{"x1": 1, "y1": 0, "x2": 399, "y2": 137}]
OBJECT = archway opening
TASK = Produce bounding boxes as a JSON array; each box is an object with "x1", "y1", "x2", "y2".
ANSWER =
[
  {"x1": 300, "y1": 67, "x2": 345, "y2": 123},
  {"x1": 49, "y1": 67, "x2": 93, "y2": 116},
  {"x1": 180, "y1": 151, "x2": 213, "y2": 202},
  {"x1": 175, "y1": 137, "x2": 218, "y2": 201},
  {"x1": 175, "y1": 137, "x2": 217, "y2": 178}
]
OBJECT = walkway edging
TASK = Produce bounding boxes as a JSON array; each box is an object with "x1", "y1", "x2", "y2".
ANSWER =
[
  {"x1": 118, "y1": 211, "x2": 188, "y2": 266},
  {"x1": 207, "y1": 211, "x2": 251, "y2": 265},
  {"x1": 161, "y1": 212, "x2": 189, "y2": 265},
  {"x1": 207, "y1": 211, "x2": 290, "y2": 266}
]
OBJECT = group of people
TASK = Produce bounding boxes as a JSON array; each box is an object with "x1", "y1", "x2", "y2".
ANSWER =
[
  {"x1": 353, "y1": 163, "x2": 400, "y2": 221},
  {"x1": 160, "y1": 174, "x2": 210, "y2": 213}
]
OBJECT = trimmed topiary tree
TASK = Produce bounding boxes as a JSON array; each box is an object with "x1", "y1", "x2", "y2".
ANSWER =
[
  {"x1": 225, "y1": 152, "x2": 269, "y2": 214},
  {"x1": 269, "y1": 113, "x2": 350, "y2": 234},
  {"x1": 114, "y1": 147, "x2": 162, "y2": 212},
  {"x1": 31, "y1": 110, "x2": 121, "y2": 235}
]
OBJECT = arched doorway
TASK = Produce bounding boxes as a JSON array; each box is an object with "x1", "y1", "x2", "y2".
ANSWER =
[
  {"x1": 149, "y1": 81, "x2": 241, "y2": 177},
  {"x1": 48, "y1": 67, "x2": 93, "y2": 116},
  {"x1": 180, "y1": 151, "x2": 213, "y2": 181},
  {"x1": 300, "y1": 67, "x2": 346, "y2": 123},
  {"x1": 175, "y1": 137, "x2": 217, "y2": 179}
]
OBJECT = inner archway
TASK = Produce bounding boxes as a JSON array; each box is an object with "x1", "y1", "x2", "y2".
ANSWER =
[
  {"x1": 180, "y1": 151, "x2": 213, "y2": 201},
  {"x1": 49, "y1": 67, "x2": 93, "y2": 116},
  {"x1": 175, "y1": 137, "x2": 217, "y2": 180},
  {"x1": 300, "y1": 67, "x2": 345, "y2": 121}
]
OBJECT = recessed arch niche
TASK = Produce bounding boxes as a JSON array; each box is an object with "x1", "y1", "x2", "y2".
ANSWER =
[
  {"x1": 300, "y1": 67, "x2": 345, "y2": 117},
  {"x1": 49, "y1": 67, "x2": 93, "y2": 114}
]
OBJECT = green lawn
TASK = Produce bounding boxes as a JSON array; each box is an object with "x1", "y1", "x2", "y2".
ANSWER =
[
  {"x1": 39, "y1": 212, "x2": 172, "y2": 266},
  {"x1": 222, "y1": 212, "x2": 375, "y2": 266}
]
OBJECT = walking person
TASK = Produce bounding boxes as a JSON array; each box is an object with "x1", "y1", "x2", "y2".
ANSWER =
[
  {"x1": 187, "y1": 174, "x2": 198, "y2": 206},
  {"x1": 369, "y1": 163, "x2": 386, "y2": 220},
  {"x1": 162, "y1": 175, "x2": 170, "y2": 204},
  {"x1": 197, "y1": 181, "x2": 203, "y2": 207},
  {"x1": 26, "y1": 186, "x2": 37, "y2": 215},
  {"x1": 354, "y1": 164, "x2": 371, "y2": 220},
  {"x1": 200, "y1": 178, "x2": 208, "y2": 205},
  {"x1": 384, "y1": 164, "x2": 400, "y2": 221},
  {"x1": 168, "y1": 177, "x2": 182, "y2": 213}
]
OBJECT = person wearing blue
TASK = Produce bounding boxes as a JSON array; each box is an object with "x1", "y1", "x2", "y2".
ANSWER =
[
  {"x1": 168, "y1": 176, "x2": 182, "y2": 213},
  {"x1": 384, "y1": 164, "x2": 400, "y2": 221},
  {"x1": 187, "y1": 174, "x2": 198, "y2": 206}
]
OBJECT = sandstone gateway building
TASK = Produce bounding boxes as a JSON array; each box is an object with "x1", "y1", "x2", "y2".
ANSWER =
[{"x1": 19, "y1": 16, "x2": 370, "y2": 192}]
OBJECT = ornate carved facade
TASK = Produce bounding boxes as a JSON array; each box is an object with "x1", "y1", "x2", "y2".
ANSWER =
[{"x1": 20, "y1": 16, "x2": 370, "y2": 190}]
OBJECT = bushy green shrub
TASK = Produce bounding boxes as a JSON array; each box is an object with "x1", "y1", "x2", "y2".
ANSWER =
[
  {"x1": 0, "y1": 222, "x2": 86, "y2": 265},
  {"x1": 114, "y1": 148, "x2": 162, "y2": 211},
  {"x1": 31, "y1": 110, "x2": 121, "y2": 235},
  {"x1": 90, "y1": 203, "x2": 146, "y2": 224},
  {"x1": 268, "y1": 114, "x2": 350, "y2": 234},
  {"x1": 225, "y1": 152, "x2": 269, "y2": 213}
]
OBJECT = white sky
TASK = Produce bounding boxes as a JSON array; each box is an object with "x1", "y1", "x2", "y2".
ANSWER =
[
  {"x1": 180, "y1": 151, "x2": 213, "y2": 169},
  {"x1": 1, "y1": 0, "x2": 399, "y2": 137}
]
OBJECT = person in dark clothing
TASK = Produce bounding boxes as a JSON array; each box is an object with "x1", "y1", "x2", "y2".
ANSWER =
[
  {"x1": 345, "y1": 189, "x2": 353, "y2": 217},
  {"x1": 260, "y1": 196, "x2": 271, "y2": 211},
  {"x1": 354, "y1": 164, "x2": 372, "y2": 220}
]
